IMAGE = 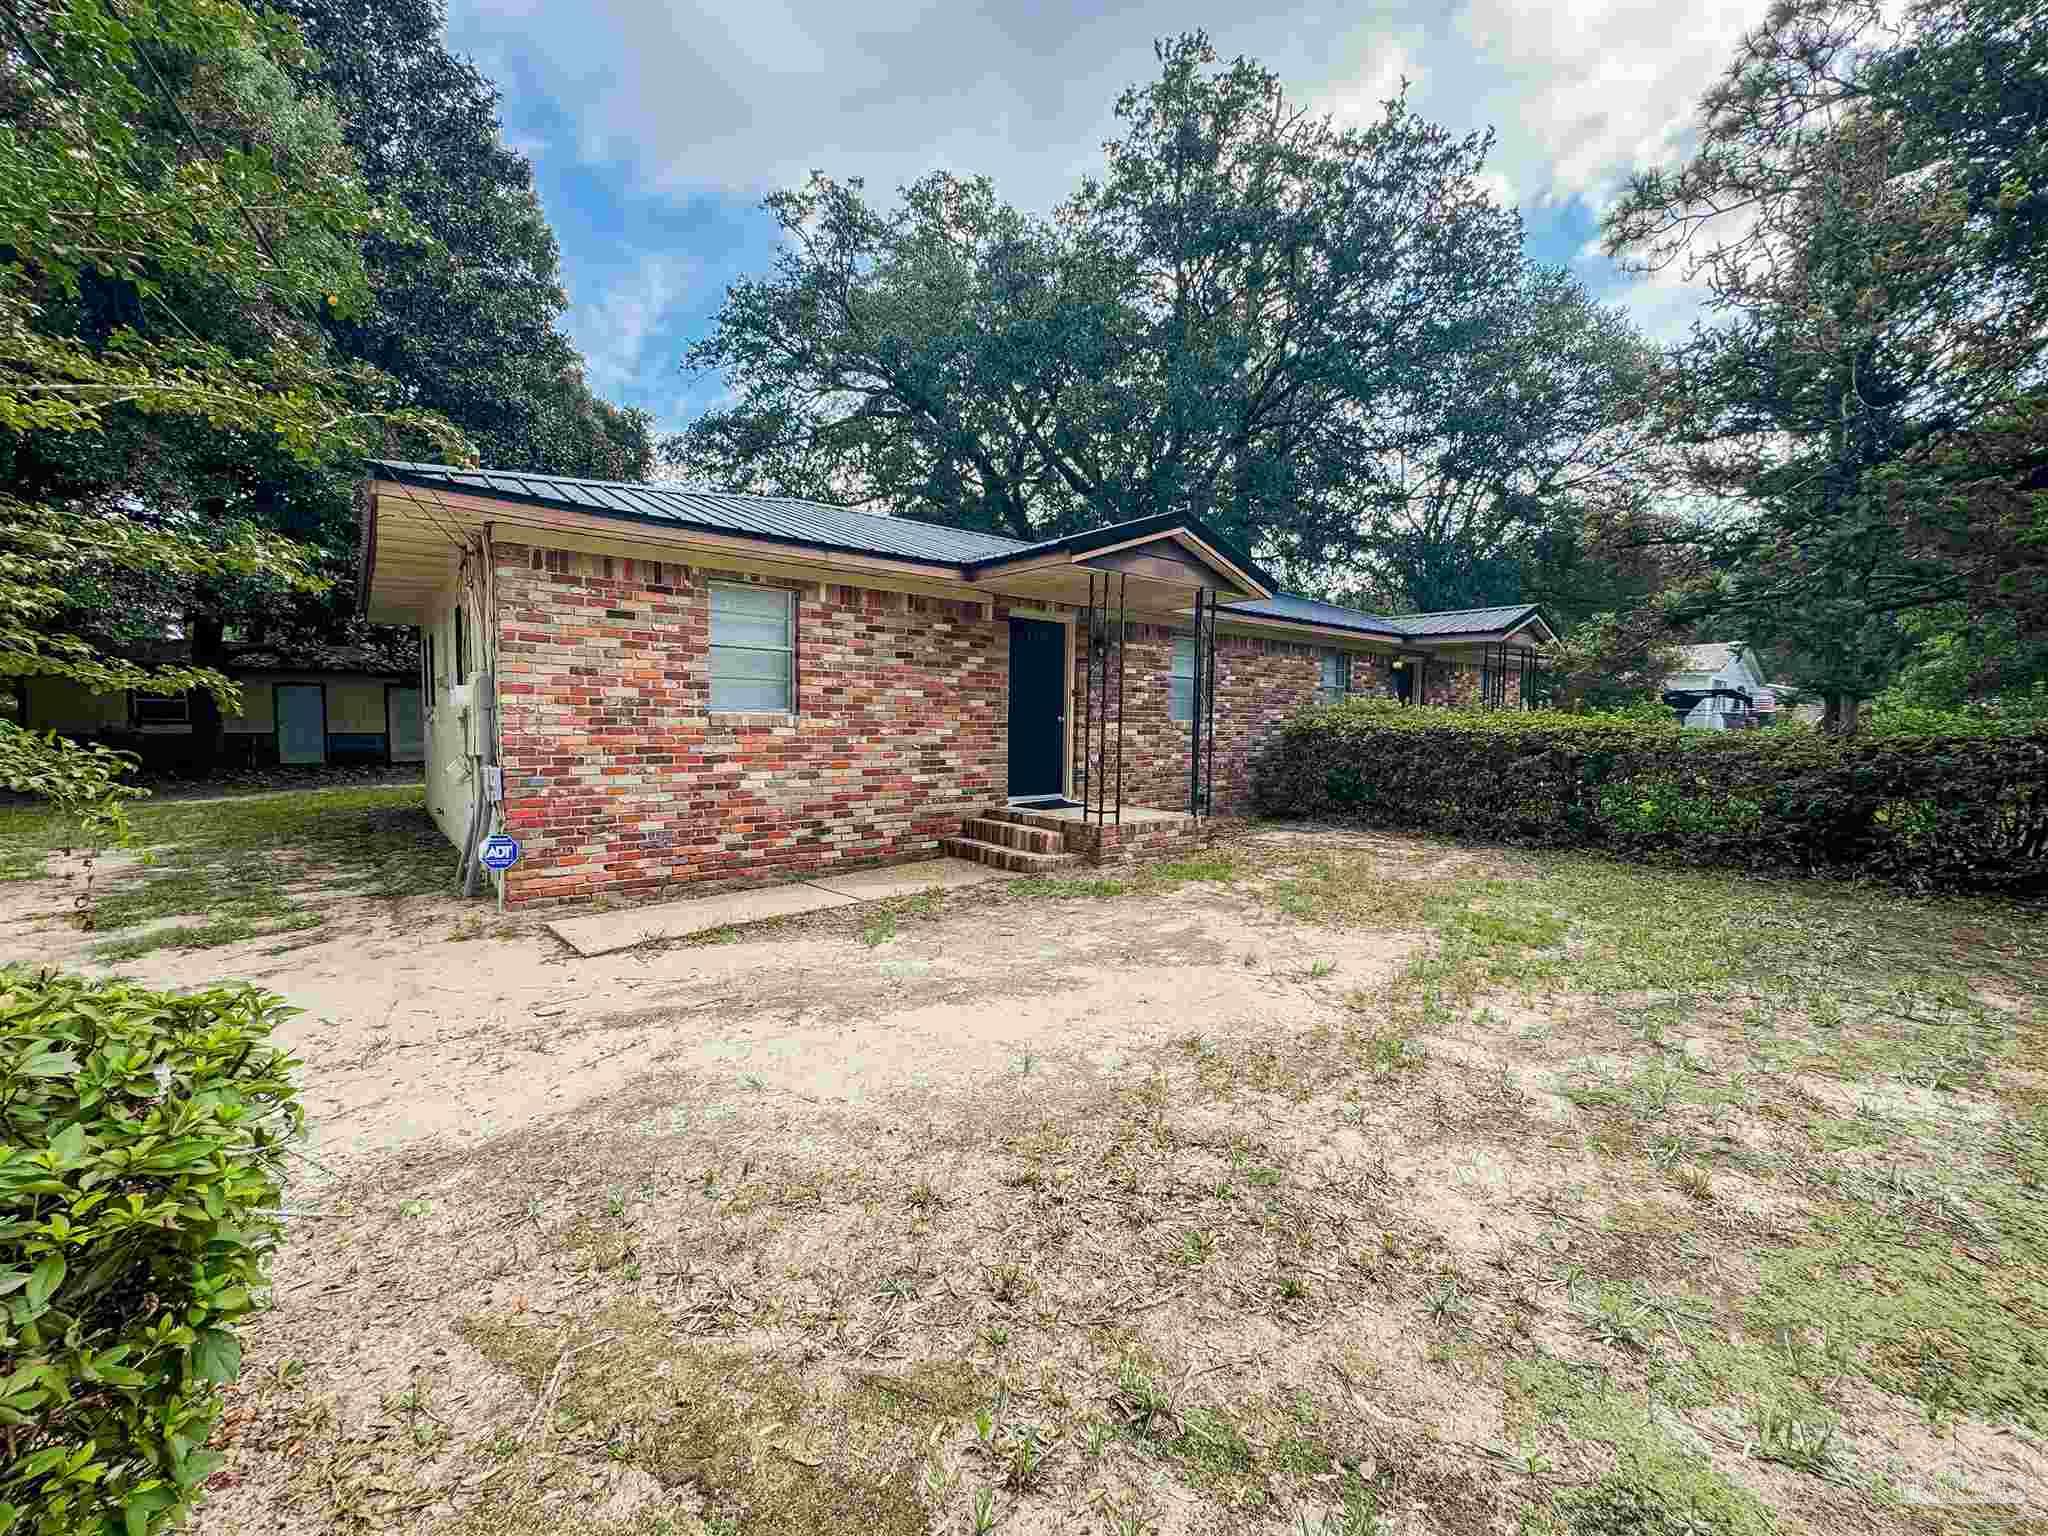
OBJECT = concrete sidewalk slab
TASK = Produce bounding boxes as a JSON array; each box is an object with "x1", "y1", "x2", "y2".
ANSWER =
[
  {"x1": 805, "y1": 857, "x2": 1015, "y2": 901},
  {"x1": 548, "y1": 881, "x2": 854, "y2": 957},
  {"x1": 544, "y1": 856, "x2": 1012, "y2": 957}
]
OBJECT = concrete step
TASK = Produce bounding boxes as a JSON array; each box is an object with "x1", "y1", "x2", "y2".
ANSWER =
[
  {"x1": 961, "y1": 816, "x2": 1065, "y2": 855},
  {"x1": 939, "y1": 835, "x2": 1079, "y2": 875}
]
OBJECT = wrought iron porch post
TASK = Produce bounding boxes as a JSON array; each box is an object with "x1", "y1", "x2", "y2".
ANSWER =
[
  {"x1": 1113, "y1": 572, "x2": 1126, "y2": 827},
  {"x1": 1204, "y1": 590, "x2": 1217, "y2": 816},
  {"x1": 1079, "y1": 575, "x2": 1095, "y2": 816},
  {"x1": 1188, "y1": 590, "x2": 1202, "y2": 817}
]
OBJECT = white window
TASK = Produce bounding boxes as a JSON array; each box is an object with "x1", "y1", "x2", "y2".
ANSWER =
[
  {"x1": 1169, "y1": 635, "x2": 1198, "y2": 723},
  {"x1": 710, "y1": 584, "x2": 795, "y2": 712},
  {"x1": 1318, "y1": 649, "x2": 1350, "y2": 704}
]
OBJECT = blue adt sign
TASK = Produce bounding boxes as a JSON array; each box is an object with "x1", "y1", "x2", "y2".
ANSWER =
[{"x1": 479, "y1": 835, "x2": 521, "y2": 871}]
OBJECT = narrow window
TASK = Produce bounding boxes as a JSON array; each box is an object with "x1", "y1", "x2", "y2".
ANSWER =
[
  {"x1": 1318, "y1": 649, "x2": 1351, "y2": 704},
  {"x1": 710, "y1": 584, "x2": 796, "y2": 712},
  {"x1": 1169, "y1": 635, "x2": 1197, "y2": 723}
]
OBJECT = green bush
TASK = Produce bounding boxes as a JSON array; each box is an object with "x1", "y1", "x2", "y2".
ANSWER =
[
  {"x1": 1251, "y1": 701, "x2": 2048, "y2": 892},
  {"x1": 0, "y1": 970, "x2": 301, "y2": 1535}
]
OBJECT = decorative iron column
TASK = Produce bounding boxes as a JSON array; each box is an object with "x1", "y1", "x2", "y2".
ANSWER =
[
  {"x1": 1186, "y1": 589, "x2": 1221, "y2": 818},
  {"x1": 1081, "y1": 573, "x2": 1128, "y2": 827}
]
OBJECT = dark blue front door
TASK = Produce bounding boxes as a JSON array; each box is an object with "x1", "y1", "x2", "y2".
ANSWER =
[{"x1": 1007, "y1": 618, "x2": 1065, "y2": 797}]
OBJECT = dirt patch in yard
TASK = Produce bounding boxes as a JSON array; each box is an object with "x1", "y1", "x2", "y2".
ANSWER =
[{"x1": 8, "y1": 806, "x2": 2048, "y2": 1536}]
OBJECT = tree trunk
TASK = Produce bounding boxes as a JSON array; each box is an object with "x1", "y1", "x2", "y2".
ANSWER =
[
  {"x1": 186, "y1": 613, "x2": 226, "y2": 777},
  {"x1": 1820, "y1": 692, "x2": 1863, "y2": 737}
]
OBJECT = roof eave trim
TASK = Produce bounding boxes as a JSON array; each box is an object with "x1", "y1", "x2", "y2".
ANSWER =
[
  {"x1": 367, "y1": 473, "x2": 984, "y2": 578},
  {"x1": 1217, "y1": 607, "x2": 1405, "y2": 641},
  {"x1": 964, "y1": 512, "x2": 1275, "y2": 598},
  {"x1": 1403, "y1": 609, "x2": 1557, "y2": 645}
]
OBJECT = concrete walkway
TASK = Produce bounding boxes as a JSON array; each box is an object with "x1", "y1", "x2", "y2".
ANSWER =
[{"x1": 545, "y1": 855, "x2": 1014, "y2": 957}]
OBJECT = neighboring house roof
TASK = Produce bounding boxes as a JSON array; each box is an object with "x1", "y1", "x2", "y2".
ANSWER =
[
  {"x1": 225, "y1": 648, "x2": 410, "y2": 676},
  {"x1": 1667, "y1": 642, "x2": 1766, "y2": 691},
  {"x1": 364, "y1": 460, "x2": 1551, "y2": 648},
  {"x1": 1672, "y1": 642, "x2": 1746, "y2": 675}
]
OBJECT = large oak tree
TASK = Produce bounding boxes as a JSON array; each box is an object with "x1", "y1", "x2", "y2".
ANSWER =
[{"x1": 672, "y1": 34, "x2": 1530, "y2": 572}]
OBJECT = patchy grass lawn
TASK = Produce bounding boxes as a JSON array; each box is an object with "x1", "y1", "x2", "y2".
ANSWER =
[
  {"x1": 141, "y1": 826, "x2": 2048, "y2": 1536},
  {"x1": 0, "y1": 785, "x2": 456, "y2": 959}
]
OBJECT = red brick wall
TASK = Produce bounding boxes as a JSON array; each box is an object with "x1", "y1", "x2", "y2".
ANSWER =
[
  {"x1": 1068, "y1": 627, "x2": 1401, "y2": 815},
  {"x1": 1419, "y1": 657, "x2": 1524, "y2": 708},
  {"x1": 486, "y1": 541, "x2": 1525, "y2": 905},
  {"x1": 492, "y1": 545, "x2": 1005, "y2": 907}
]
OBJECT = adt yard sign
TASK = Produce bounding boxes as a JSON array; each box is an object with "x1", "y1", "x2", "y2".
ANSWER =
[{"x1": 480, "y1": 835, "x2": 520, "y2": 871}]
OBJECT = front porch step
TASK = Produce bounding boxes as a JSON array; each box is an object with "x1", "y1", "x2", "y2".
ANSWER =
[
  {"x1": 984, "y1": 806, "x2": 1083, "y2": 836},
  {"x1": 939, "y1": 835, "x2": 1079, "y2": 875},
  {"x1": 961, "y1": 816, "x2": 1065, "y2": 855}
]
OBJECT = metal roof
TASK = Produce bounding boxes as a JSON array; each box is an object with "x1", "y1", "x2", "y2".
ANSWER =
[
  {"x1": 1219, "y1": 597, "x2": 1549, "y2": 641},
  {"x1": 1219, "y1": 593, "x2": 1406, "y2": 637},
  {"x1": 1389, "y1": 603, "x2": 1548, "y2": 638},
  {"x1": 366, "y1": 461, "x2": 1542, "y2": 643},
  {"x1": 368, "y1": 461, "x2": 1032, "y2": 566}
]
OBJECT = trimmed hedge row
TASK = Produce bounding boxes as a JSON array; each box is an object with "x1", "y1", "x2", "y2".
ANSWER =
[
  {"x1": 1251, "y1": 702, "x2": 2048, "y2": 892},
  {"x1": 0, "y1": 970, "x2": 301, "y2": 1535}
]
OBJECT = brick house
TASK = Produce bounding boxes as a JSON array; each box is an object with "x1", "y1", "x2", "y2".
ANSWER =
[{"x1": 357, "y1": 462, "x2": 1553, "y2": 908}]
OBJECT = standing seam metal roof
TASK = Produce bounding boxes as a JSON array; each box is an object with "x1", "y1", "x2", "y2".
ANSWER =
[
  {"x1": 369, "y1": 461, "x2": 1034, "y2": 565},
  {"x1": 366, "y1": 461, "x2": 1546, "y2": 643}
]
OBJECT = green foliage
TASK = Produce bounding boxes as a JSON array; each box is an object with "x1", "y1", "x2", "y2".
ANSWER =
[
  {"x1": 0, "y1": 726, "x2": 143, "y2": 852},
  {"x1": 1751, "y1": 1211, "x2": 2048, "y2": 1430},
  {"x1": 1329, "y1": 264, "x2": 1660, "y2": 614},
  {"x1": 1553, "y1": 1470, "x2": 1766, "y2": 1536},
  {"x1": 674, "y1": 32, "x2": 1525, "y2": 569},
  {"x1": 1601, "y1": 0, "x2": 2048, "y2": 715},
  {"x1": 0, "y1": 0, "x2": 462, "y2": 786},
  {"x1": 0, "y1": 0, "x2": 453, "y2": 446},
  {"x1": 279, "y1": 0, "x2": 654, "y2": 481},
  {"x1": 1253, "y1": 702, "x2": 2048, "y2": 891},
  {"x1": 0, "y1": 968, "x2": 302, "y2": 1534},
  {"x1": 1508, "y1": 1356, "x2": 1773, "y2": 1536}
]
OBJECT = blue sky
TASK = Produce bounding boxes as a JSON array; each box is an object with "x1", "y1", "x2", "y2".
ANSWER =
[{"x1": 446, "y1": 0, "x2": 1759, "y2": 441}]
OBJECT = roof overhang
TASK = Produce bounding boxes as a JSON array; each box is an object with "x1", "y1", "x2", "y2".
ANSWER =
[
  {"x1": 358, "y1": 479, "x2": 1273, "y2": 624},
  {"x1": 1409, "y1": 612, "x2": 1558, "y2": 648},
  {"x1": 358, "y1": 478, "x2": 982, "y2": 623},
  {"x1": 964, "y1": 519, "x2": 1271, "y2": 608},
  {"x1": 1213, "y1": 606, "x2": 1556, "y2": 650}
]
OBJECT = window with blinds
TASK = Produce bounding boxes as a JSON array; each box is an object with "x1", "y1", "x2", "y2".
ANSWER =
[
  {"x1": 1168, "y1": 635, "x2": 1198, "y2": 722},
  {"x1": 1317, "y1": 649, "x2": 1351, "y2": 704},
  {"x1": 710, "y1": 584, "x2": 796, "y2": 712}
]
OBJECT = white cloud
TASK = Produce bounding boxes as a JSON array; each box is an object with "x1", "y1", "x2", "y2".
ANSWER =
[
  {"x1": 1439, "y1": 0, "x2": 1754, "y2": 214},
  {"x1": 563, "y1": 255, "x2": 700, "y2": 398},
  {"x1": 448, "y1": 0, "x2": 1768, "y2": 387},
  {"x1": 449, "y1": 0, "x2": 1754, "y2": 221}
]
